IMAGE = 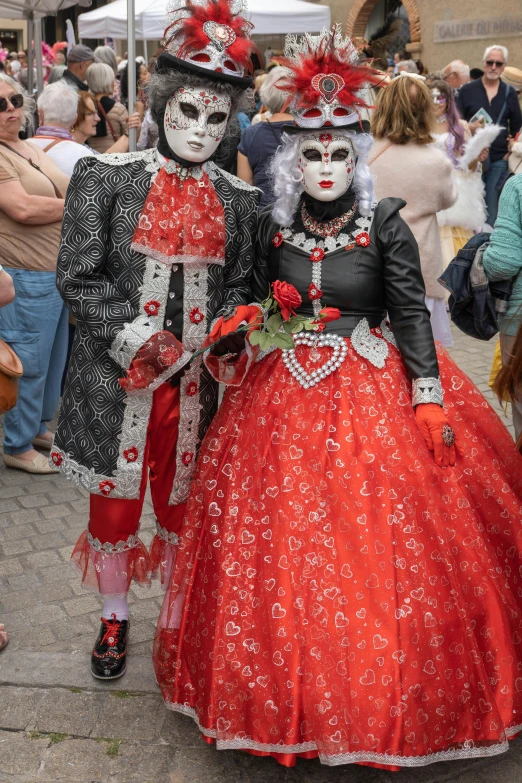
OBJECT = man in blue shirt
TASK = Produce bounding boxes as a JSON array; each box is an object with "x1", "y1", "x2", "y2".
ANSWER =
[{"x1": 457, "y1": 44, "x2": 522, "y2": 225}]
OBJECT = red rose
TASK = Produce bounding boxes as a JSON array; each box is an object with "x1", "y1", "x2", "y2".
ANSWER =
[
  {"x1": 318, "y1": 307, "x2": 341, "y2": 323},
  {"x1": 272, "y1": 280, "x2": 302, "y2": 321},
  {"x1": 123, "y1": 447, "x2": 138, "y2": 463},
  {"x1": 182, "y1": 451, "x2": 194, "y2": 466},
  {"x1": 308, "y1": 283, "x2": 323, "y2": 301},
  {"x1": 310, "y1": 247, "x2": 325, "y2": 263},
  {"x1": 190, "y1": 308, "x2": 205, "y2": 324},
  {"x1": 186, "y1": 382, "x2": 198, "y2": 397},
  {"x1": 313, "y1": 321, "x2": 326, "y2": 332},
  {"x1": 51, "y1": 451, "x2": 62, "y2": 467},
  {"x1": 272, "y1": 232, "x2": 283, "y2": 248},
  {"x1": 144, "y1": 300, "x2": 160, "y2": 317},
  {"x1": 99, "y1": 480, "x2": 116, "y2": 496},
  {"x1": 356, "y1": 232, "x2": 371, "y2": 247}
]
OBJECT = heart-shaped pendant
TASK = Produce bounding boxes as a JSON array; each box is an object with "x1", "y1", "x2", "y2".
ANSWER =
[
  {"x1": 203, "y1": 21, "x2": 237, "y2": 51},
  {"x1": 311, "y1": 73, "x2": 345, "y2": 104},
  {"x1": 282, "y1": 333, "x2": 348, "y2": 389}
]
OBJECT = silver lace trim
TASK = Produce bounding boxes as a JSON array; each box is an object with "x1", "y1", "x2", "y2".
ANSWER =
[
  {"x1": 206, "y1": 161, "x2": 261, "y2": 193},
  {"x1": 87, "y1": 530, "x2": 141, "y2": 554},
  {"x1": 129, "y1": 246, "x2": 225, "y2": 268},
  {"x1": 155, "y1": 521, "x2": 180, "y2": 546},
  {"x1": 165, "y1": 701, "x2": 518, "y2": 767},
  {"x1": 412, "y1": 377, "x2": 444, "y2": 407},
  {"x1": 351, "y1": 318, "x2": 389, "y2": 369},
  {"x1": 281, "y1": 207, "x2": 375, "y2": 258},
  {"x1": 169, "y1": 263, "x2": 209, "y2": 505},
  {"x1": 380, "y1": 319, "x2": 398, "y2": 349},
  {"x1": 49, "y1": 448, "x2": 142, "y2": 499},
  {"x1": 96, "y1": 148, "x2": 156, "y2": 168}
]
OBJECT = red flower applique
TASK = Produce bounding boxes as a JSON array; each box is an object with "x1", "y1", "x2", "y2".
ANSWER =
[
  {"x1": 186, "y1": 381, "x2": 198, "y2": 396},
  {"x1": 310, "y1": 247, "x2": 325, "y2": 263},
  {"x1": 272, "y1": 232, "x2": 283, "y2": 248},
  {"x1": 51, "y1": 451, "x2": 62, "y2": 467},
  {"x1": 144, "y1": 300, "x2": 160, "y2": 316},
  {"x1": 345, "y1": 243, "x2": 356, "y2": 252},
  {"x1": 99, "y1": 480, "x2": 116, "y2": 496},
  {"x1": 123, "y1": 447, "x2": 138, "y2": 463},
  {"x1": 313, "y1": 321, "x2": 326, "y2": 332},
  {"x1": 182, "y1": 451, "x2": 194, "y2": 466},
  {"x1": 190, "y1": 308, "x2": 205, "y2": 324},
  {"x1": 356, "y1": 232, "x2": 371, "y2": 247},
  {"x1": 308, "y1": 283, "x2": 323, "y2": 301}
]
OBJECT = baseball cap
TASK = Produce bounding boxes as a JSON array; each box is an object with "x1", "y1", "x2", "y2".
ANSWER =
[{"x1": 67, "y1": 45, "x2": 99, "y2": 63}]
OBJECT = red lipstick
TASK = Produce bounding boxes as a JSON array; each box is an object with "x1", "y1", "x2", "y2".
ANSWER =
[{"x1": 319, "y1": 180, "x2": 334, "y2": 188}]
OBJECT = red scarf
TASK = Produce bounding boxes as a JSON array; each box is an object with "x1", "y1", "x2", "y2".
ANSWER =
[{"x1": 131, "y1": 166, "x2": 226, "y2": 266}]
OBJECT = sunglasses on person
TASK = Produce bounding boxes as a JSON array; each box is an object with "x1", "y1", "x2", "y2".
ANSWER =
[
  {"x1": 485, "y1": 60, "x2": 505, "y2": 68},
  {"x1": 0, "y1": 94, "x2": 24, "y2": 112}
]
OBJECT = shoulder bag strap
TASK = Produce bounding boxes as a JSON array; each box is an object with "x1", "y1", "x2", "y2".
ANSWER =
[
  {"x1": 97, "y1": 100, "x2": 119, "y2": 142},
  {"x1": 367, "y1": 141, "x2": 393, "y2": 166},
  {"x1": 0, "y1": 141, "x2": 63, "y2": 199},
  {"x1": 42, "y1": 139, "x2": 63, "y2": 153}
]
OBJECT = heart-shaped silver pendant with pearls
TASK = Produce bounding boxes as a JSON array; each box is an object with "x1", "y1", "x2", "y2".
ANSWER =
[{"x1": 282, "y1": 333, "x2": 348, "y2": 389}]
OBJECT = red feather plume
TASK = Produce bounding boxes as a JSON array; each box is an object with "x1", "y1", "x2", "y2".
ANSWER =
[
  {"x1": 166, "y1": 0, "x2": 253, "y2": 73},
  {"x1": 278, "y1": 37, "x2": 384, "y2": 110}
]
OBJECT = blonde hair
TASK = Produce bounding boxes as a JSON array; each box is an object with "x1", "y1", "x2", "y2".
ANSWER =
[{"x1": 371, "y1": 76, "x2": 435, "y2": 145}]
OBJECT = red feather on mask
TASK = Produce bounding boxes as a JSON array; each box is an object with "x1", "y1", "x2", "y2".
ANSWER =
[
  {"x1": 278, "y1": 36, "x2": 384, "y2": 110},
  {"x1": 166, "y1": 0, "x2": 254, "y2": 74}
]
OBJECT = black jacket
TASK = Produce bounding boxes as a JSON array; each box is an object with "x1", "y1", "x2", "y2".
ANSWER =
[
  {"x1": 457, "y1": 79, "x2": 522, "y2": 162},
  {"x1": 253, "y1": 197, "x2": 440, "y2": 382}
]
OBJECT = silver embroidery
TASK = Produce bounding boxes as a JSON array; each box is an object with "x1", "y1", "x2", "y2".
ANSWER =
[
  {"x1": 128, "y1": 248, "x2": 225, "y2": 268},
  {"x1": 87, "y1": 531, "x2": 140, "y2": 553},
  {"x1": 96, "y1": 148, "x2": 156, "y2": 168},
  {"x1": 351, "y1": 318, "x2": 389, "y2": 369},
  {"x1": 206, "y1": 160, "x2": 261, "y2": 192},
  {"x1": 155, "y1": 521, "x2": 180, "y2": 546},
  {"x1": 169, "y1": 263, "x2": 209, "y2": 505},
  {"x1": 412, "y1": 377, "x2": 444, "y2": 407},
  {"x1": 380, "y1": 319, "x2": 398, "y2": 349},
  {"x1": 280, "y1": 203, "x2": 376, "y2": 258},
  {"x1": 49, "y1": 448, "x2": 142, "y2": 499}
]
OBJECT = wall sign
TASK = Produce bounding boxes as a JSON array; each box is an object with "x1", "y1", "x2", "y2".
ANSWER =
[{"x1": 434, "y1": 16, "x2": 522, "y2": 42}]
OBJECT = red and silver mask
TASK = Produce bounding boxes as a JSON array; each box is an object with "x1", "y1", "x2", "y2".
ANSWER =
[
  {"x1": 164, "y1": 85, "x2": 231, "y2": 162},
  {"x1": 298, "y1": 133, "x2": 355, "y2": 201}
]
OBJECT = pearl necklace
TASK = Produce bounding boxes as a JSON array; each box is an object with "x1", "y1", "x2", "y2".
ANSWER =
[{"x1": 301, "y1": 200, "x2": 358, "y2": 238}]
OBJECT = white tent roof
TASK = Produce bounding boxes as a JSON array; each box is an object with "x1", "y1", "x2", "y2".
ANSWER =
[
  {"x1": 78, "y1": 0, "x2": 330, "y2": 39},
  {"x1": 0, "y1": 0, "x2": 89, "y2": 19}
]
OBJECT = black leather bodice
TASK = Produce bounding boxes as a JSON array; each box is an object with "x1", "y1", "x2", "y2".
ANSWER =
[{"x1": 252, "y1": 197, "x2": 440, "y2": 382}]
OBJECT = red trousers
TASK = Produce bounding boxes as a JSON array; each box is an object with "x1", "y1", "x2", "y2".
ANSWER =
[{"x1": 89, "y1": 382, "x2": 186, "y2": 546}]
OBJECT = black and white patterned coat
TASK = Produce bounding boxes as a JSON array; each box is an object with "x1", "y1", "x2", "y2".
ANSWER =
[{"x1": 53, "y1": 148, "x2": 259, "y2": 502}]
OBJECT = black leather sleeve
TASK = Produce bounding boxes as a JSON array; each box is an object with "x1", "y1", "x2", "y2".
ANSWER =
[
  {"x1": 375, "y1": 198, "x2": 440, "y2": 381},
  {"x1": 251, "y1": 207, "x2": 277, "y2": 303}
]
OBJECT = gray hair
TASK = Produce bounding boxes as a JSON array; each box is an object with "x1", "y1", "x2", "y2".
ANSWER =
[
  {"x1": 397, "y1": 60, "x2": 419, "y2": 74},
  {"x1": 86, "y1": 63, "x2": 115, "y2": 96},
  {"x1": 259, "y1": 66, "x2": 289, "y2": 114},
  {"x1": 269, "y1": 130, "x2": 375, "y2": 227},
  {"x1": 48, "y1": 64, "x2": 66, "y2": 84},
  {"x1": 484, "y1": 45, "x2": 508, "y2": 63},
  {"x1": 37, "y1": 81, "x2": 78, "y2": 128},
  {"x1": 0, "y1": 73, "x2": 34, "y2": 129},
  {"x1": 149, "y1": 68, "x2": 251, "y2": 141},
  {"x1": 94, "y1": 45, "x2": 118, "y2": 77}
]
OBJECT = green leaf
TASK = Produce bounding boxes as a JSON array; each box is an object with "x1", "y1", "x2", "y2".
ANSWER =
[
  {"x1": 282, "y1": 321, "x2": 294, "y2": 334},
  {"x1": 258, "y1": 331, "x2": 274, "y2": 351},
  {"x1": 291, "y1": 322, "x2": 304, "y2": 334},
  {"x1": 264, "y1": 298, "x2": 273, "y2": 311},
  {"x1": 248, "y1": 330, "x2": 261, "y2": 346},
  {"x1": 267, "y1": 313, "x2": 282, "y2": 334},
  {"x1": 304, "y1": 321, "x2": 317, "y2": 331},
  {"x1": 273, "y1": 332, "x2": 295, "y2": 350}
]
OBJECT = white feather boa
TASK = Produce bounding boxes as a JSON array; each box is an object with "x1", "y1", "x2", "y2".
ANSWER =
[{"x1": 434, "y1": 125, "x2": 502, "y2": 230}]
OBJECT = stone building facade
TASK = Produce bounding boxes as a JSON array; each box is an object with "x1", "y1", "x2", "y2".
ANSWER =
[{"x1": 320, "y1": 0, "x2": 522, "y2": 71}]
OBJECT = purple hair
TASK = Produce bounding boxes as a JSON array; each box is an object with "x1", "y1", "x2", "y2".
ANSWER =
[{"x1": 432, "y1": 79, "x2": 465, "y2": 154}]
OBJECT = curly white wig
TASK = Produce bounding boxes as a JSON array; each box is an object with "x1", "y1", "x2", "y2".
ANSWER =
[{"x1": 269, "y1": 129, "x2": 375, "y2": 227}]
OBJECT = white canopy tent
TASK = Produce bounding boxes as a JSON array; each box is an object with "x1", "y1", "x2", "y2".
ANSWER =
[{"x1": 78, "y1": 0, "x2": 330, "y2": 40}]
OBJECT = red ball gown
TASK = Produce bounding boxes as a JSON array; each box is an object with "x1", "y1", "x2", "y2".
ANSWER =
[{"x1": 153, "y1": 196, "x2": 522, "y2": 769}]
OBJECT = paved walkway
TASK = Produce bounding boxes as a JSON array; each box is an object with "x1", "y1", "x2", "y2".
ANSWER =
[{"x1": 0, "y1": 326, "x2": 520, "y2": 782}]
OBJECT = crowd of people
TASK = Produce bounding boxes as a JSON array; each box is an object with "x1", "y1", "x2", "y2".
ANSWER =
[{"x1": 0, "y1": 11, "x2": 522, "y2": 770}]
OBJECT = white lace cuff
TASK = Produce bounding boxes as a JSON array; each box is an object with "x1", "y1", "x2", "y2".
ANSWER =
[
  {"x1": 109, "y1": 315, "x2": 158, "y2": 371},
  {"x1": 412, "y1": 377, "x2": 444, "y2": 407}
]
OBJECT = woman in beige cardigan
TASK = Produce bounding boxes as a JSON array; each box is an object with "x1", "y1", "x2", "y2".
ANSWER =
[
  {"x1": 369, "y1": 74, "x2": 457, "y2": 346},
  {"x1": 86, "y1": 63, "x2": 130, "y2": 154}
]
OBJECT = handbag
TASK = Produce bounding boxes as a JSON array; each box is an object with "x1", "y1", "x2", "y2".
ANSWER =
[{"x1": 0, "y1": 338, "x2": 23, "y2": 413}]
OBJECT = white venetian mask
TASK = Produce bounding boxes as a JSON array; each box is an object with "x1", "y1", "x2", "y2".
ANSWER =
[
  {"x1": 298, "y1": 133, "x2": 355, "y2": 202},
  {"x1": 164, "y1": 85, "x2": 231, "y2": 163}
]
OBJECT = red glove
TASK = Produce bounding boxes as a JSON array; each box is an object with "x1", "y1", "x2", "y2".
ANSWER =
[
  {"x1": 203, "y1": 305, "x2": 263, "y2": 353},
  {"x1": 415, "y1": 403, "x2": 456, "y2": 468},
  {"x1": 119, "y1": 331, "x2": 183, "y2": 392}
]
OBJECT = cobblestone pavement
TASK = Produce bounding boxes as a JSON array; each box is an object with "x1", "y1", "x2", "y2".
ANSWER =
[{"x1": 0, "y1": 326, "x2": 520, "y2": 782}]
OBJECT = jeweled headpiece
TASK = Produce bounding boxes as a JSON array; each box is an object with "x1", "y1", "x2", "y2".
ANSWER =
[
  {"x1": 159, "y1": 0, "x2": 254, "y2": 86},
  {"x1": 278, "y1": 25, "x2": 383, "y2": 132}
]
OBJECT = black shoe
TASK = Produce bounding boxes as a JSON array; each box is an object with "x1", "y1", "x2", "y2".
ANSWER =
[{"x1": 91, "y1": 614, "x2": 129, "y2": 680}]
